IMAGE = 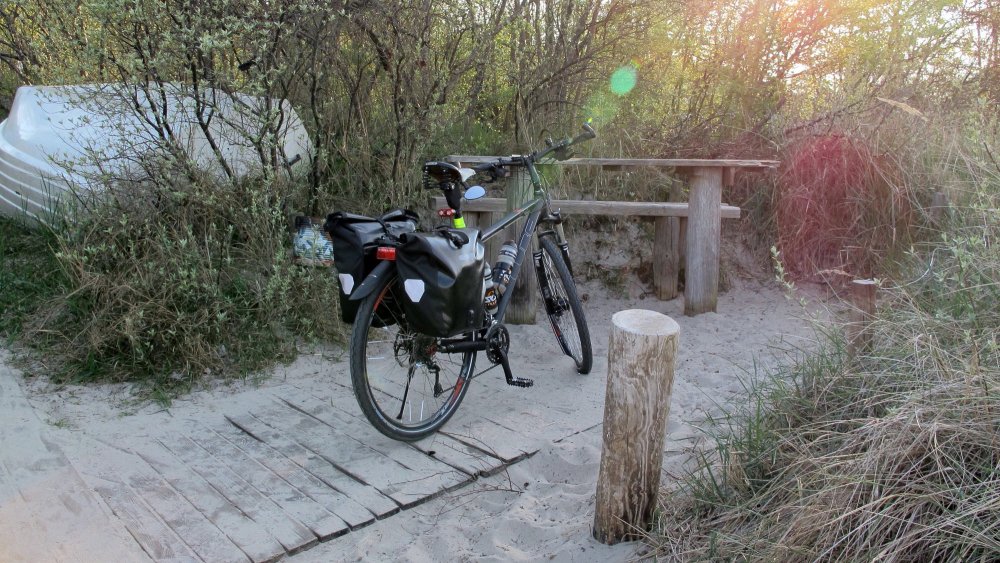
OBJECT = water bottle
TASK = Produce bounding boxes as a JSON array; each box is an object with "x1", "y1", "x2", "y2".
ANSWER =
[
  {"x1": 483, "y1": 262, "x2": 499, "y2": 315},
  {"x1": 493, "y1": 241, "x2": 517, "y2": 295}
]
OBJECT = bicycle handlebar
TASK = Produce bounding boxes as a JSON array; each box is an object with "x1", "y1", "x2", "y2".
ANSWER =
[
  {"x1": 468, "y1": 122, "x2": 599, "y2": 174},
  {"x1": 530, "y1": 122, "x2": 597, "y2": 162},
  {"x1": 571, "y1": 122, "x2": 597, "y2": 146}
]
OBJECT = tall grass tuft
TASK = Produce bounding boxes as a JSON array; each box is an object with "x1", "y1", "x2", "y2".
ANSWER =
[
  {"x1": 776, "y1": 133, "x2": 916, "y2": 283},
  {"x1": 648, "y1": 132, "x2": 1000, "y2": 561},
  {"x1": 0, "y1": 216, "x2": 68, "y2": 338}
]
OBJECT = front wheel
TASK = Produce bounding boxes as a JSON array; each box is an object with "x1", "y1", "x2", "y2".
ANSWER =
[
  {"x1": 536, "y1": 236, "x2": 593, "y2": 374},
  {"x1": 349, "y1": 271, "x2": 476, "y2": 441}
]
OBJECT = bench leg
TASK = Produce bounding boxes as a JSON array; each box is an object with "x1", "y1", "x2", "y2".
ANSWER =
[
  {"x1": 684, "y1": 167, "x2": 722, "y2": 316},
  {"x1": 653, "y1": 217, "x2": 681, "y2": 300},
  {"x1": 506, "y1": 168, "x2": 537, "y2": 324}
]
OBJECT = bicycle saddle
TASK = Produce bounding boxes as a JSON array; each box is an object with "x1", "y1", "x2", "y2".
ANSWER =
[{"x1": 423, "y1": 161, "x2": 475, "y2": 186}]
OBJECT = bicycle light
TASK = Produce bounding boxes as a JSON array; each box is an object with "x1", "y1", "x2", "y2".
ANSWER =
[{"x1": 376, "y1": 246, "x2": 397, "y2": 261}]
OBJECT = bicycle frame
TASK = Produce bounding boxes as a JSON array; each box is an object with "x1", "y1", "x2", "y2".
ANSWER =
[{"x1": 480, "y1": 198, "x2": 543, "y2": 324}]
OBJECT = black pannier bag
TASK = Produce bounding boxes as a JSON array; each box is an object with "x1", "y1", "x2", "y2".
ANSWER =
[
  {"x1": 395, "y1": 229, "x2": 485, "y2": 338},
  {"x1": 325, "y1": 209, "x2": 418, "y2": 323}
]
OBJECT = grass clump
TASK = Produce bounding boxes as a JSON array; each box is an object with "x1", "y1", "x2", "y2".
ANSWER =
[
  {"x1": 0, "y1": 216, "x2": 68, "y2": 338},
  {"x1": 649, "y1": 145, "x2": 1000, "y2": 560},
  {"x1": 4, "y1": 168, "x2": 346, "y2": 398}
]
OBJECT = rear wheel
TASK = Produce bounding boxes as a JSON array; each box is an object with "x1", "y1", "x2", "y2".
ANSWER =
[
  {"x1": 349, "y1": 271, "x2": 476, "y2": 441},
  {"x1": 537, "y1": 236, "x2": 592, "y2": 374}
]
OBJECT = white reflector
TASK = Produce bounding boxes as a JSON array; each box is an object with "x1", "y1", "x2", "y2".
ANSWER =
[
  {"x1": 404, "y1": 279, "x2": 425, "y2": 303},
  {"x1": 339, "y1": 273, "x2": 355, "y2": 294}
]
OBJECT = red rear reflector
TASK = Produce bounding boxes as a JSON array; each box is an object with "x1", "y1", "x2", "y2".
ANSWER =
[{"x1": 376, "y1": 247, "x2": 397, "y2": 261}]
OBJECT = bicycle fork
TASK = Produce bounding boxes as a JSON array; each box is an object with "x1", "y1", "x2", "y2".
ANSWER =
[{"x1": 547, "y1": 210, "x2": 574, "y2": 275}]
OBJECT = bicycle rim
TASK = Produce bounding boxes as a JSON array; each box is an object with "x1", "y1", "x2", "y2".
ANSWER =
[
  {"x1": 538, "y1": 237, "x2": 593, "y2": 374},
  {"x1": 350, "y1": 273, "x2": 476, "y2": 441}
]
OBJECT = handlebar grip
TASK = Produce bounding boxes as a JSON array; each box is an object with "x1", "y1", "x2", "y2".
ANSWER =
[
  {"x1": 471, "y1": 161, "x2": 505, "y2": 181},
  {"x1": 571, "y1": 122, "x2": 597, "y2": 146}
]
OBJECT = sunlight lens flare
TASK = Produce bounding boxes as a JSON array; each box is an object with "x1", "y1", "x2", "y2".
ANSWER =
[{"x1": 609, "y1": 66, "x2": 637, "y2": 96}]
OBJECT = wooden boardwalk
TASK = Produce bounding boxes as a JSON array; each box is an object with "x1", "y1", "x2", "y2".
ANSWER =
[
  {"x1": 2, "y1": 315, "x2": 620, "y2": 562},
  {"x1": 67, "y1": 376, "x2": 571, "y2": 562}
]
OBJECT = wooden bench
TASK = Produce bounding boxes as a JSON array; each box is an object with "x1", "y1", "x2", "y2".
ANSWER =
[
  {"x1": 443, "y1": 156, "x2": 777, "y2": 317},
  {"x1": 431, "y1": 195, "x2": 741, "y2": 304}
]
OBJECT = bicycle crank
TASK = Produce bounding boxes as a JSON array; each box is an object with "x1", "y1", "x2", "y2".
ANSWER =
[{"x1": 488, "y1": 324, "x2": 533, "y2": 388}]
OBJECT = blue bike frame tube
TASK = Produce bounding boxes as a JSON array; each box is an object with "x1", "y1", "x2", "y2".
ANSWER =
[{"x1": 494, "y1": 207, "x2": 543, "y2": 322}]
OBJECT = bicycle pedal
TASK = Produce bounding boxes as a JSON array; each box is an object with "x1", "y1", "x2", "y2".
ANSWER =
[
  {"x1": 495, "y1": 347, "x2": 532, "y2": 388},
  {"x1": 507, "y1": 376, "x2": 534, "y2": 388}
]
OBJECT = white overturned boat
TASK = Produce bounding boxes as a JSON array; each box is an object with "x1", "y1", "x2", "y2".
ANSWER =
[{"x1": 0, "y1": 83, "x2": 311, "y2": 221}]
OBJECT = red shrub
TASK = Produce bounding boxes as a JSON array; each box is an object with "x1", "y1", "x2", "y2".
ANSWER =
[{"x1": 776, "y1": 134, "x2": 913, "y2": 282}]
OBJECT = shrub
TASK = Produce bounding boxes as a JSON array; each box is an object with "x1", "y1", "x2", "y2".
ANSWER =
[
  {"x1": 776, "y1": 133, "x2": 916, "y2": 283},
  {"x1": 30, "y1": 164, "x2": 345, "y2": 393}
]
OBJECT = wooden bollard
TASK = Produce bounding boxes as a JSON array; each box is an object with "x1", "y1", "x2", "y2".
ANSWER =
[
  {"x1": 593, "y1": 310, "x2": 680, "y2": 545},
  {"x1": 848, "y1": 279, "x2": 877, "y2": 356}
]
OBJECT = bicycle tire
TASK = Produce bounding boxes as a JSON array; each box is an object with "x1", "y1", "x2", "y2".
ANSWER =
[
  {"x1": 537, "y1": 236, "x2": 593, "y2": 374},
  {"x1": 349, "y1": 271, "x2": 476, "y2": 441}
]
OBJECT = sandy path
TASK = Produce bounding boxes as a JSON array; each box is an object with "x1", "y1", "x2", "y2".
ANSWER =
[{"x1": 8, "y1": 280, "x2": 825, "y2": 562}]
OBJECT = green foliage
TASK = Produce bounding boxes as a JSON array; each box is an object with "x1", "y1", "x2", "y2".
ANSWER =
[
  {"x1": 32, "y1": 169, "x2": 345, "y2": 395},
  {"x1": 0, "y1": 217, "x2": 68, "y2": 338}
]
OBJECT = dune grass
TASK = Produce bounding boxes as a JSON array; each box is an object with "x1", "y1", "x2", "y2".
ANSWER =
[
  {"x1": 0, "y1": 216, "x2": 67, "y2": 339},
  {"x1": 648, "y1": 138, "x2": 1000, "y2": 561}
]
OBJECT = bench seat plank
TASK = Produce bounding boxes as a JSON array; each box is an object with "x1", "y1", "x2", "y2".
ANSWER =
[
  {"x1": 431, "y1": 197, "x2": 740, "y2": 219},
  {"x1": 445, "y1": 155, "x2": 778, "y2": 171}
]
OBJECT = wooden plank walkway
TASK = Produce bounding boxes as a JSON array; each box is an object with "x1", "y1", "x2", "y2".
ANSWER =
[
  {"x1": 0, "y1": 354, "x2": 151, "y2": 562},
  {"x1": 4, "y1": 327, "x2": 614, "y2": 563},
  {"x1": 66, "y1": 386, "x2": 520, "y2": 562}
]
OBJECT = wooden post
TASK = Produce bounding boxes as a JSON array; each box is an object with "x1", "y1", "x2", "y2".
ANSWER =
[
  {"x1": 848, "y1": 279, "x2": 877, "y2": 357},
  {"x1": 723, "y1": 167, "x2": 736, "y2": 188},
  {"x1": 930, "y1": 191, "x2": 949, "y2": 227},
  {"x1": 653, "y1": 181, "x2": 685, "y2": 300},
  {"x1": 593, "y1": 310, "x2": 680, "y2": 545},
  {"x1": 678, "y1": 217, "x2": 687, "y2": 274},
  {"x1": 684, "y1": 167, "x2": 723, "y2": 316},
  {"x1": 506, "y1": 166, "x2": 536, "y2": 324},
  {"x1": 482, "y1": 211, "x2": 501, "y2": 271},
  {"x1": 653, "y1": 217, "x2": 679, "y2": 300}
]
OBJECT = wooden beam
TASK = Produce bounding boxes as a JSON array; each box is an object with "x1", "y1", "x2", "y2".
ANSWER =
[
  {"x1": 446, "y1": 155, "x2": 779, "y2": 170},
  {"x1": 653, "y1": 217, "x2": 679, "y2": 300},
  {"x1": 430, "y1": 197, "x2": 741, "y2": 219}
]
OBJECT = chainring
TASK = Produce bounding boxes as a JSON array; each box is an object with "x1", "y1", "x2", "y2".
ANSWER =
[{"x1": 486, "y1": 324, "x2": 511, "y2": 365}]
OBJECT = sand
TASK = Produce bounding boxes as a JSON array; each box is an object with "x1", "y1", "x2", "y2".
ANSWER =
[{"x1": 6, "y1": 278, "x2": 828, "y2": 562}]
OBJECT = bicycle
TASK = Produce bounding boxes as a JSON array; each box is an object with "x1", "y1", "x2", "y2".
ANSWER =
[{"x1": 346, "y1": 123, "x2": 596, "y2": 441}]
